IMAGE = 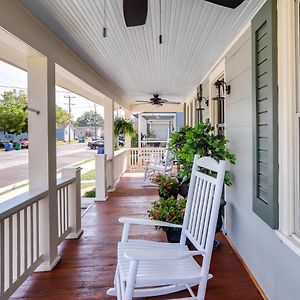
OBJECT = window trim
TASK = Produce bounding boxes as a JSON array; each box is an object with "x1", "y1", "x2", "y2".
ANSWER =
[{"x1": 277, "y1": 0, "x2": 298, "y2": 238}]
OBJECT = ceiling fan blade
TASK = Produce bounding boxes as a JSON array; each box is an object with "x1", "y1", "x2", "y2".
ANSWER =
[
  {"x1": 135, "y1": 100, "x2": 150, "y2": 103},
  {"x1": 123, "y1": 0, "x2": 148, "y2": 27},
  {"x1": 204, "y1": 0, "x2": 245, "y2": 9},
  {"x1": 134, "y1": 102, "x2": 151, "y2": 105},
  {"x1": 161, "y1": 99, "x2": 181, "y2": 104}
]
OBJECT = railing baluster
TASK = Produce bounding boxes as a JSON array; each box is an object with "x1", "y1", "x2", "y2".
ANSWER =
[
  {"x1": 59, "y1": 189, "x2": 62, "y2": 236},
  {"x1": 66, "y1": 186, "x2": 69, "y2": 228},
  {"x1": 8, "y1": 216, "x2": 13, "y2": 287},
  {"x1": 36, "y1": 201, "x2": 39, "y2": 258},
  {"x1": 30, "y1": 205, "x2": 34, "y2": 265},
  {"x1": 24, "y1": 207, "x2": 27, "y2": 271},
  {"x1": 0, "y1": 219, "x2": 4, "y2": 294},
  {"x1": 16, "y1": 212, "x2": 20, "y2": 278}
]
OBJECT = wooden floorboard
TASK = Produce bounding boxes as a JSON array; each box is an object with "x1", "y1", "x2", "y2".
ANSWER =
[{"x1": 11, "y1": 173, "x2": 263, "y2": 300}]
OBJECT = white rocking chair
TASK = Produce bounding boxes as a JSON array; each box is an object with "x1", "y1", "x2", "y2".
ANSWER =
[
  {"x1": 143, "y1": 149, "x2": 173, "y2": 181},
  {"x1": 107, "y1": 155, "x2": 226, "y2": 300}
]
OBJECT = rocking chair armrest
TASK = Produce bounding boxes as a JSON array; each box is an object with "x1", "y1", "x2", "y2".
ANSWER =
[
  {"x1": 123, "y1": 249, "x2": 204, "y2": 261},
  {"x1": 119, "y1": 217, "x2": 182, "y2": 229}
]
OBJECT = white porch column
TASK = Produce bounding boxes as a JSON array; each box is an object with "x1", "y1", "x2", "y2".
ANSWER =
[
  {"x1": 95, "y1": 154, "x2": 108, "y2": 201},
  {"x1": 138, "y1": 113, "x2": 141, "y2": 148},
  {"x1": 28, "y1": 57, "x2": 59, "y2": 271},
  {"x1": 125, "y1": 110, "x2": 132, "y2": 148},
  {"x1": 104, "y1": 101, "x2": 114, "y2": 190},
  {"x1": 62, "y1": 167, "x2": 83, "y2": 238}
]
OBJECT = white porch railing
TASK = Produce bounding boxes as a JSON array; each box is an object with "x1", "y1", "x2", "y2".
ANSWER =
[
  {"x1": 95, "y1": 148, "x2": 167, "y2": 200},
  {"x1": 130, "y1": 147, "x2": 165, "y2": 167},
  {"x1": 0, "y1": 167, "x2": 82, "y2": 300}
]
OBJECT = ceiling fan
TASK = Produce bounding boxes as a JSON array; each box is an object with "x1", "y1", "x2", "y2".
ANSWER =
[{"x1": 135, "y1": 94, "x2": 181, "y2": 106}]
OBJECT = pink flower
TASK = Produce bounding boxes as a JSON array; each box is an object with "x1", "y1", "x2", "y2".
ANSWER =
[{"x1": 156, "y1": 213, "x2": 161, "y2": 218}]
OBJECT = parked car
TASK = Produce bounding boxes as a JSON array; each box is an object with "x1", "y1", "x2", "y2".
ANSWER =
[
  {"x1": 87, "y1": 139, "x2": 104, "y2": 150},
  {"x1": 19, "y1": 138, "x2": 29, "y2": 149}
]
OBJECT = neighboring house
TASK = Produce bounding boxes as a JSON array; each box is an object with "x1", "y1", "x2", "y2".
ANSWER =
[
  {"x1": 138, "y1": 112, "x2": 183, "y2": 147},
  {"x1": 56, "y1": 122, "x2": 75, "y2": 142},
  {"x1": 74, "y1": 126, "x2": 102, "y2": 139}
]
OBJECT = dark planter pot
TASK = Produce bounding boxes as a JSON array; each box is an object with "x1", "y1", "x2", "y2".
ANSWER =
[
  {"x1": 166, "y1": 229, "x2": 182, "y2": 243},
  {"x1": 158, "y1": 191, "x2": 178, "y2": 200},
  {"x1": 165, "y1": 228, "x2": 191, "y2": 245},
  {"x1": 178, "y1": 182, "x2": 189, "y2": 197},
  {"x1": 216, "y1": 197, "x2": 226, "y2": 233}
]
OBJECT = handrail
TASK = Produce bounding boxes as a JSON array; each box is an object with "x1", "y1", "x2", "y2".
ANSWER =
[
  {"x1": 0, "y1": 189, "x2": 48, "y2": 221},
  {"x1": 56, "y1": 176, "x2": 76, "y2": 190}
]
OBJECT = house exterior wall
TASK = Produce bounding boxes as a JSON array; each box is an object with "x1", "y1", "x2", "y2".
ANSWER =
[{"x1": 221, "y1": 27, "x2": 300, "y2": 300}]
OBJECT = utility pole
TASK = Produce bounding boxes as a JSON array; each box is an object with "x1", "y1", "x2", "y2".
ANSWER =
[
  {"x1": 64, "y1": 95, "x2": 75, "y2": 143},
  {"x1": 94, "y1": 103, "x2": 97, "y2": 139}
]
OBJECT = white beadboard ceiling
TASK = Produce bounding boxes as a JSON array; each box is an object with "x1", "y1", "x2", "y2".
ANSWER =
[{"x1": 20, "y1": 0, "x2": 265, "y2": 103}]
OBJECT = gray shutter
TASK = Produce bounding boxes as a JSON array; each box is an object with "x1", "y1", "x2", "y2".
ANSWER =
[{"x1": 252, "y1": 0, "x2": 278, "y2": 229}]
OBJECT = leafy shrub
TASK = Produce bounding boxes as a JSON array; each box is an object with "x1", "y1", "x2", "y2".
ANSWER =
[{"x1": 84, "y1": 188, "x2": 96, "y2": 197}]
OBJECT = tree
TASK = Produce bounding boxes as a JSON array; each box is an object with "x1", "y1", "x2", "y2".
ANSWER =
[
  {"x1": 56, "y1": 105, "x2": 71, "y2": 127},
  {"x1": 0, "y1": 89, "x2": 74, "y2": 134},
  {"x1": 0, "y1": 90, "x2": 28, "y2": 134},
  {"x1": 76, "y1": 110, "x2": 104, "y2": 128}
]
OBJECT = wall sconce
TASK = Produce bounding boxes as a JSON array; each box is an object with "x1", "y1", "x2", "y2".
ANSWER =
[
  {"x1": 212, "y1": 80, "x2": 231, "y2": 101},
  {"x1": 195, "y1": 97, "x2": 204, "y2": 111},
  {"x1": 197, "y1": 96, "x2": 209, "y2": 107}
]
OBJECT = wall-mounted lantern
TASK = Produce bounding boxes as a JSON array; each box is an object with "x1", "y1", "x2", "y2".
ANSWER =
[{"x1": 212, "y1": 80, "x2": 231, "y2": 101}]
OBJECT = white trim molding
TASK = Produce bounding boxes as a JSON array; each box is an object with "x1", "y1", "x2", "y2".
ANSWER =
[{"x1": 277, "y1": 0, "x2": 297, "y2": 236}]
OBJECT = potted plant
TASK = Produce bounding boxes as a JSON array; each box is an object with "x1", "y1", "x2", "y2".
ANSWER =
[
  {"x1": 169, "y1": 121, "x2": 236, "y2": 249},
  {"x1": 169, "y1": 121, "x2": 236, "y2": 196},
  {"x1": 148, "y1": 196, "x2": 187, "y2": 243},
  {"x1": 152, "y1": 174, "x2": 179, "y2": 199},
  {"x1": 113, "y1": 117, "x2": 135, "y2": 149}
]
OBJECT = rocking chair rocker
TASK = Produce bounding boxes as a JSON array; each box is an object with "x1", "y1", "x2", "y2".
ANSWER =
[{"x1": 107, "y1": 155, "x2": 226, "y2": 300}]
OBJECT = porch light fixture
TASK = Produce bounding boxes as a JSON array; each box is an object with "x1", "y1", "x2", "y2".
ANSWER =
[
  {"x1": 195, "y1": 97, "x2": 204, "y2": 111},
  {"x1": 212, "y1": 80, "x2": 231, "y2": 101}
]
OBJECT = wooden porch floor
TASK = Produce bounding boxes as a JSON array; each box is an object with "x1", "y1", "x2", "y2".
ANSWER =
[{"x1": 11, "y1": 173, "x2": 263, "y2": 300}]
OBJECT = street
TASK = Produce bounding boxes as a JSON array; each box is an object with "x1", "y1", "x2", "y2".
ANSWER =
[{"x1": 0, "y1": 143, "x2": 96, "y2": 188}]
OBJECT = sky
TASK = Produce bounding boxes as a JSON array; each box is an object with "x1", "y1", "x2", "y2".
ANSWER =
[{"x1": 0, "y1": 60, "x2": 104, "y2": 119}]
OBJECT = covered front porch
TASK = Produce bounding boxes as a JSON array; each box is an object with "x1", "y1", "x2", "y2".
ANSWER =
[{"x1": 10, "y1": 173, "x2": 262, "y2": 300}]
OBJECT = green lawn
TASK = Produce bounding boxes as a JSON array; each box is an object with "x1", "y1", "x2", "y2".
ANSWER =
[
  {"x1": 81, "y1": 169, "x2": 96, "y2": 180},
  {"x1": 81, "y1": 181, "x2": 95, "y2": 189},
  {"x1": 56, "y1": 140, "x2": 78, "y2": 146}
]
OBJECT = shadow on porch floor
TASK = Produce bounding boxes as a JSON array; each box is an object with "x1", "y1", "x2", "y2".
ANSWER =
[{"x1": 11, "y1": 173, "x2": 263, "y2": 300}]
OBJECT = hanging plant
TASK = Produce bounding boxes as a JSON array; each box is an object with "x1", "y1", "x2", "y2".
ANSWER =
[{"x1": 113, "y1": 117, "x2": 135, "y2": 137}]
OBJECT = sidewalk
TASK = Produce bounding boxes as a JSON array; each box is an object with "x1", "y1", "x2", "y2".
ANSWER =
[{"x1": 0, "y1": 158, "x2": 96, "y2": 204}]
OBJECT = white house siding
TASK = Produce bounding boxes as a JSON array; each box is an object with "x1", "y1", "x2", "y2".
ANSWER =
[{"x1": 219, "y1": 27, "x2": 300, "y2": 300}]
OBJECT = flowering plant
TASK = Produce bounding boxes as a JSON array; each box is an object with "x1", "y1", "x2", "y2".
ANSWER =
[
  {"x1": 147, "y1": 197, "x2": 187, "y2": 232},
  {"x1": 152, "y1": 174, "x2": 179, "y2": 199}
]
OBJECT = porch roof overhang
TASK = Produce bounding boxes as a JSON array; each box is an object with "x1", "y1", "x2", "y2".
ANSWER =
[{"x1": 19, "y1": 0, "x2": 266, "y2": 106}]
